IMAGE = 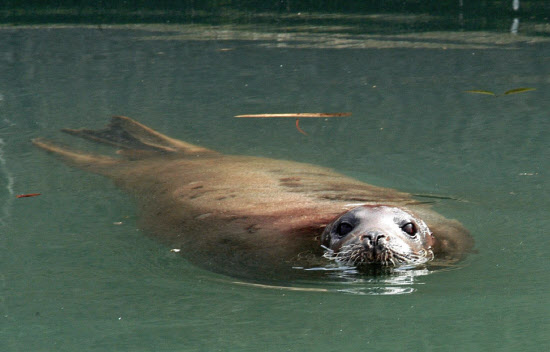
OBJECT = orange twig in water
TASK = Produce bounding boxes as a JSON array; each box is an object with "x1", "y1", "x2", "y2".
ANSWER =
[
  {"x1": 235, "y1": 112, "x2": 351, "y2": 118},
  {"x1": 16, "y1": 193, "x2": 41, "y2": 198},
  {"x1": 235, "y1": 112, "x2": 352, "y2": 136},
  {"x1": 295, "y1": 119, "x2": 308, "y2": 136}
]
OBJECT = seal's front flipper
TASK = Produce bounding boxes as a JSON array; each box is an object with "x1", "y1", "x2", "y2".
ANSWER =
[
  {"x1": 62, "y1": 115, "x2": 217, "y2": 156},
  {"x1": 32, "y1": 138, "x2": 119, "y2": 175}
]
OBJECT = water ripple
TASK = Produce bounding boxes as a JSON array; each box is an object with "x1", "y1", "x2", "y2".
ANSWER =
[{"x1": 0, "y1": 137, "x2": 15, "y2": 226}]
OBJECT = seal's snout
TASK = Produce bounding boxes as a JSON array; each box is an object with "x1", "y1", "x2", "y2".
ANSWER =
[{"x1": 359, "y1": 231, "x2": 387, "y2": 248}]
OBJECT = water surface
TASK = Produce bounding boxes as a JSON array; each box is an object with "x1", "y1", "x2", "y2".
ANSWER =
[{"x1": 0, "y1": 19, "x2": 549, "y2": 351}]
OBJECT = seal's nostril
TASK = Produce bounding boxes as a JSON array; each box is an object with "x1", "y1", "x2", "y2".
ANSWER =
[{"x1": 360, "y1": 232, "x2": 386, "y2": 244}]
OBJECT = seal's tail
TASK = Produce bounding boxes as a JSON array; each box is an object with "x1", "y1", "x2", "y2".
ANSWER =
[
  {"x1": 33, "y1": 115, "x2": 217, "y2": 174},
  {"x1": 62, "y1": 115, "x2": 215, "y2": 156},
  {"x1": 33, "y1": 137, "x2": 120, "y2": 174}
]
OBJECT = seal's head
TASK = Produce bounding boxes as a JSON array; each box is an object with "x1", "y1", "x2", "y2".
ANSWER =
[{"x1": 321, "y1": 205, "x2": 435, "y2": 268}]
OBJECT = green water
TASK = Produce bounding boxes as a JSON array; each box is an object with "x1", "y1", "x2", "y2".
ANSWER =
[{"x1": 1, "y1": 4, "x2": 549, "y2": 351}]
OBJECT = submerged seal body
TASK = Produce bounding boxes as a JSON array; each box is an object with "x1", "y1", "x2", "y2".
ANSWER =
[{"x1": 34, "y1": 116, "x2": 472, "y2": 280}]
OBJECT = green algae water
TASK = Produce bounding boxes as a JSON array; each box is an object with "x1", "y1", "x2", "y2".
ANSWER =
[{"x1": 1, "y1": 3, "x2": 549, "y2": 351}]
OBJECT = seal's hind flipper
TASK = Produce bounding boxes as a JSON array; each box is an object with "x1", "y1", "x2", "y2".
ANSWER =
[
  {"x1": 62, "y1": 115, "x2": 216, "y2": 156},
  {"x1": 32, "y1": 138, "x2": 119, "y2": 174}
]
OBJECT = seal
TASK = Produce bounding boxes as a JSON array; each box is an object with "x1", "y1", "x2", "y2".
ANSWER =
[
  {"x1": 33, "y1": 116, "x2": 472, "y2": 280},
  {"x1": 321, "y1": 206, "x2": 436, "y2": 268}
]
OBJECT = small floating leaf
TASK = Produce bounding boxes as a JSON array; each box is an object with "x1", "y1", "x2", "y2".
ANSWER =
[
  {"x1": 503, "y1": 87, "x2": 536, "y2": 95},
  {"x1": 464, "y1": 90, "x2": 496, "y2": 96}
]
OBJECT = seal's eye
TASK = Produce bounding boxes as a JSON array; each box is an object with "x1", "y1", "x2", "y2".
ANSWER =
[
  {"x1": 336, "y1": 222, "x2": 354, "y2": 237},
  {"x1": 401, "y1": 222, "x2": 417, "y2": 236}
]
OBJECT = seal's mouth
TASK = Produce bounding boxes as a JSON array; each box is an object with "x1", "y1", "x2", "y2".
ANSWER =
[{"x1": 322, "y1": 242, "x2": 433, "y2": 268}]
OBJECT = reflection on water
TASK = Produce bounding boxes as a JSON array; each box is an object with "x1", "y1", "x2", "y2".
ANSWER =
[
  {"x1": 0, "y1": 138, "x2": 14, "y2": 225},
  {"x1": 230, "y1": 264, "x2": 432, "y2": 295},
  {"x1": 138, "y1": 25, "x2": 550, "y2": 49},
  {"x1": 1, "y1": 0, "x2": 549, "y2": 36},
  {"x1": 303, "y1": 264, "x2": 432, "y2": 295},
  {"x1": 335, "y1": 268, "x2": 430, "y2": 296}
]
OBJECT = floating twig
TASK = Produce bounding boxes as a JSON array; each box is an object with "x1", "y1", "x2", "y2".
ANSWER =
[
  {"x1": 235, "y1": 112, "x2": 352, "y2": 136},
  {"x1": 235, "y1": 112, "x2": 352, "y2": 118}
]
